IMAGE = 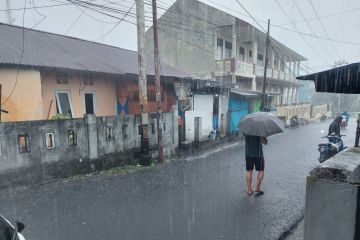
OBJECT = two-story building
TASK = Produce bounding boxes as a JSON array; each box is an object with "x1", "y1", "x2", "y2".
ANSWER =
[{"x1": 146, "y1": 0, "x2": 307, "y2": 134}]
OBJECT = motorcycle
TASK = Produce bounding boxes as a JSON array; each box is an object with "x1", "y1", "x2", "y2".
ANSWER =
[
  {"x1": 0, "y1": 215, "x2": 25, "y2": 240},
  {"x1": 318, "y1": 134, "x2": 346, "y2": 163},
  {"x1": 290, "y1": 115, "x2": 299, "y2": 128}
]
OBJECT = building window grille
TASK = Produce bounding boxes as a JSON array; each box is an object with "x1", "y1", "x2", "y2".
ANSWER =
[
  {"x1": 122, "y1": 124, "x2": 128, "y2": 139},
  {"x1": 44, "y1": 133, "x2": 55, "y2": 149},
  {"x1": 67, "y1": 130, "x2": 77, "y2": 146},
  {"x1": 18, "y1": 134, "x2": 30, "y2": 153},
  {"x1": 106, "y1": 127, "x2": 114, "y2": 140}
]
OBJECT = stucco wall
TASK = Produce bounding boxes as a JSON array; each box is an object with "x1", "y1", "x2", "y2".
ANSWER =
[
  {"x1": 0, "y1": 112, "x2": 177, "y2": 174},
  {"x1": 0, "y1": 69, "x2": 43, "y2": 122},
  {"x1": 41, "y1": 72, "x2": 117, "y2": 119}
]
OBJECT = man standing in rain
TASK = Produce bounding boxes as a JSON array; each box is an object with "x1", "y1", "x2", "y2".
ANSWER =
[{"x1": 244, "y1": 134, "x2": 267, "y2": 196}]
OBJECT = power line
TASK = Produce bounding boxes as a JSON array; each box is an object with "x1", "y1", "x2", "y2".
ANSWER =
[
  {"x1": 0, "y1": 2, "x2": 72, "y2": 11},
  {"x1": 292, "y1": 0, "x2": 335, "y2": 62},
  {"x1": 2, "y1": 0, "x2": 27, "y2": 105},
  {"x1": 308, "y1": 0, "x2": 341, "y2": 57},
  {"x1": 273, "y1": 0, "x2": 330, "y2": 66},
  {"x1": 94, "y1": 1, "x2": 135, "y2": 41},
  {"x1": 233, "y1": 0, "x2": 266, "y2": 32},
  {"x1": 29, "y1": 0, "x2": 47, "y2": 29},
  {"x1": 278, "y1": 6, "x2": 360, "y2": 27},
  {"x1": 64, "y1": 6, "x2": 87, "y2": 35}
]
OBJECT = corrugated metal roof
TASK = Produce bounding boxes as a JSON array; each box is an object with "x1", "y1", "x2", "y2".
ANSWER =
[
  {"x1": 0, "y1": 23, "x2": 190, "y2": 78},
  {"x1": 297, "y1": 62, "x2": 360, "y2": 94}
]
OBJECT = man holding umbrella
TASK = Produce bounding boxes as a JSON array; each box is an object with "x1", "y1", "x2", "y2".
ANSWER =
[
  {"x1": 238, "y1": 112, "x2": 285, "y2": 197},
  {"x1": 244, "y1": 134, "x2": 267, "y2": 196}
]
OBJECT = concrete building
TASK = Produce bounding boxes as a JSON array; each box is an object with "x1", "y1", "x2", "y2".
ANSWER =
[
  {"x1": 145, "y1": 0, "x2": 307, "y2": 109},
  {"x1": 0, "y1": 23, "x2": 187, "y2": 122}
]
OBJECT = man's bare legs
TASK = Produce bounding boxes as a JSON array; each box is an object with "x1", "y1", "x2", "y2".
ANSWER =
[
  {"x1": 255, "y1": 170, "x2": 264, "y2": 193},
  {"x1": 246, "y1": 170, "x2": 253, "y2": 195}
]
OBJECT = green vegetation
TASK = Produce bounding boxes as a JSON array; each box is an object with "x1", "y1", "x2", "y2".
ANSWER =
[{"x1": 52, "y1": 113, "x2": 71, "y2": 120}]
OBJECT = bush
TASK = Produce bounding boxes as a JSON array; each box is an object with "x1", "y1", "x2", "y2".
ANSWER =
[{"x1": 52, "y1": 113, "x2": 72, "y2": 120}]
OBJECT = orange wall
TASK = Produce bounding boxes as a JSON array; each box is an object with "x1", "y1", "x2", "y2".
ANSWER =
[
  {"x1": 0, "y1": 69, "x2": 43, "y2": 122},
  {"x1": 41, "y1": 72, "x2": 117, "y2": 119}
]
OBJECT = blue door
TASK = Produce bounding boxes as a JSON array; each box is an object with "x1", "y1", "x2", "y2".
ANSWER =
[{"x1": 228, "y1": 94, "x2": 249, "y2": 134}]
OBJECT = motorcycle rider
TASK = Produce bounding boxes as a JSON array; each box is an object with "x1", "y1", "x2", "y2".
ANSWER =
[{"x1": 328, "y1": 116, "x2": 343, "y2": 137}]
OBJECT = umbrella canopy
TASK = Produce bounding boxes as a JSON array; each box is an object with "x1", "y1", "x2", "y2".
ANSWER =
[
  {"x1": 238, "y1": 112, "x2": 285, "y2": 137},
  {"x1": 296, "y1": 62, "x2": 360, "y2": 94}
]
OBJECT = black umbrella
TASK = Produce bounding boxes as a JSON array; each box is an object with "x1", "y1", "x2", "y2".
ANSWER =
[{"x1": 238, "y1": 112, "x2": 285, "y2": 137}]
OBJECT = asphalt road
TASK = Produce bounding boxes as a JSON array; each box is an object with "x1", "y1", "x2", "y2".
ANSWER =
[{"x1": 0, "y1": 119, "x2": 356, "y2": 240}]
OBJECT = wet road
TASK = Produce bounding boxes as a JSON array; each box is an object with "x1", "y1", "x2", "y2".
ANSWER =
[{"x1": 0, "y1": 120, "x2": 356, "y2": 240}]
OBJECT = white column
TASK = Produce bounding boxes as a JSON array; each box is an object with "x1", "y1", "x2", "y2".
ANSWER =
[
  {"x1": 232, "y1": 20, "x2": 237, "y2": 84},
  {"x1": 251, "y1": 41, "x2": 257, "y2": 91},
  {"x1": 291, "y1": 87, "x2": 295, "y2": 104},
  {"x1": 297, "y1": 61, "x2": 300, "y2": 76},
  {"x1": 270, "y1": 49, "x2": 275, "y2": 69},
  {"x1": 287, "y1": 87, "x2": 291, "y2": 104},
  {"x1": 293, "y1": 61, "x2": 296, "y2": 79}
]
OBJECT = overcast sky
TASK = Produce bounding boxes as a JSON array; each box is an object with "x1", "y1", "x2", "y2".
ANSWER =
[{"x1": 1, "y1": 0, "x2": 359, "y2": 73}]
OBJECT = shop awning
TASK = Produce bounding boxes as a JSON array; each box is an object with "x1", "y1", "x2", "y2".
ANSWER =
[
  {"x1": 230, "y1": 89, "x2": 259, "y2": 97},
  {"x1": 296, "y1": 62, "x2": 360, "y2": 94}
]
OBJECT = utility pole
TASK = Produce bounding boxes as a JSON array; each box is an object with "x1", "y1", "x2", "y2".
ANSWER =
[
  {"x1": 261, "y1": 19, "x2": 270, "y2": 111},
  {"x1": 152, "y1": 0, "x2": 163, "y2": 163},
  {"x1": 136, "y1": 0, "x2": 149, "y2": 156}
]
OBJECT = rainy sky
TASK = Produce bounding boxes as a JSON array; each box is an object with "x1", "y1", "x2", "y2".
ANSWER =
[{"x1": 1, "y1": 0, "x2": 359, "y2": 74}]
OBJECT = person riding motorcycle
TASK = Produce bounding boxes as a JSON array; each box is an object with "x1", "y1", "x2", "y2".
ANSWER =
[{"x1": 328, "y1": 116, "x2": 343, "y2": 137}]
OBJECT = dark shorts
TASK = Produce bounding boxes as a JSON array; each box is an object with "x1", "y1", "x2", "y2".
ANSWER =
[{"x1": 246, "y1": 156, "x2": 265, "y2": 171}]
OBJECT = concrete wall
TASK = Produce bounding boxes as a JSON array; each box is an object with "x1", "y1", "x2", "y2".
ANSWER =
[
  {"x1": 41, "y1": 71, "x2": 117, "y2": 119},
  {"x1": 0, "y1": 112, "x2": 177, "y2": 174},
  {"x1": 0, "y1": 69, "x2": 43, "y2": 121},
  {"x1": 185, "y1": 94, "x2": 214, "y2": 140},
  {"x1": 304, "y1": 147, "x2": 360, "y2": 240}
]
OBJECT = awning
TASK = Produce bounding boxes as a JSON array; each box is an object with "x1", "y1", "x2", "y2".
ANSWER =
[
  {"x1": 230, "y1": 89, "x2": 259, "y2": 97},
  {"x1": 296, "y1": 62, "x2": 360, "y2": 94}
]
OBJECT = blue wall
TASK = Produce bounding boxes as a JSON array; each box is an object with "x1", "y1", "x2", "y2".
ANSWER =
[{"x1": 228, "y1": 94, "x2": 249, "y2": 134}]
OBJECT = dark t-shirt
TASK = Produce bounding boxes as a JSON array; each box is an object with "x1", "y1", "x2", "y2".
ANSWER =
[{"x1": 245, "y1": 135, "x2": 263, "y2": 158}]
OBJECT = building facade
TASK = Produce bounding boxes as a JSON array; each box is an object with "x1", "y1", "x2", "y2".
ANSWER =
[
  {"x1": 0, "y1": 23, "x2": 186, "y2": 122},
  {"x1": 145, "y1": 0, "x2": 307, "y2": 108}
]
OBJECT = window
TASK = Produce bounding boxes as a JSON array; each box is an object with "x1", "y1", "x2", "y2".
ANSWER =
[
  {"x1": 122, "y1": 124, "x2": 128, "y2": 139},
  {"x1": 84, "y1": 92, "x2": 96, "y2": 115},
  {"x1": 67, "y1": 130, "x2": 77, "y2": 146},
  {"x1": 83, "y1": 73, "x2": 93, "y2": 86},
  {"x1": 106, "y1": 127, "x2": 114, "y2": 140},
  {"x1": 224, "y1": 41, "x2": 232, "y2": 58},
  {"x1": 249, "y1": 50, "x2": 253, "y2": 58},
  {"x1": 239, "y1": 47, "x2": 245, "y2": 61},
  {"x1": 56, "y1": 72, "x2": 68, "y2": 84},
  {"x1": 163, "y1": 122, "x2": 166, "y2": 132},
  {"x1": 56, "y1": 92, "x2": 74, "y2": 117},
  {"x1": 44, "y1": 133, "x2": 55, "y2": 149},
  {"x1": 18, "y1": 134, "x2": 30, "y2": 153},
  {"x1": 216, "y1": 38, "x2": 223, "y2": 60}
]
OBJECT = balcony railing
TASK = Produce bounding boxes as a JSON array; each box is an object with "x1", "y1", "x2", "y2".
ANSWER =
[
  {"x1": 236, "y1": 61, "x2": 254, "y2": 78},
  {"x1": 215, "y1": 59, "x2": 296, "y2": 81},
  {"x1": 215, "y1": 59, "x2": 232, "y2": 76}
]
